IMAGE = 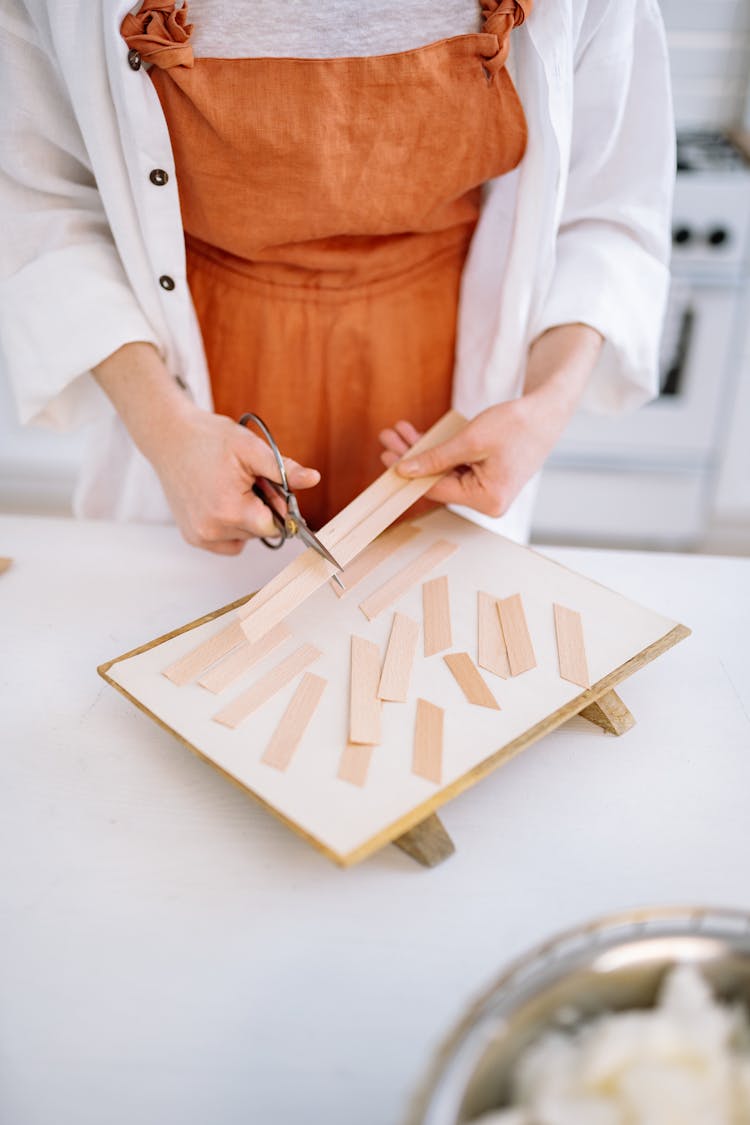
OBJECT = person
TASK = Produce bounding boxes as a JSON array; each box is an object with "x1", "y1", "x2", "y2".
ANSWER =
[{"x1": 0, "y1": 1, "x2": 674, "y2": 555}]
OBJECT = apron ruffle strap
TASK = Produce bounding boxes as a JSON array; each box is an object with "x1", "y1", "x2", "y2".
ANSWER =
[
  {"x1": 121, "y1": 0, "x2": 194, "y2": 69},
  {"x1": 480, "y1": 0, "x2": 531, "y2": 75}
]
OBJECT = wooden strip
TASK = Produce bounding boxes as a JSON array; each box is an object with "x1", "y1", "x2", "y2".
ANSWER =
[
  {"x1": 359, "y1": 540, "x2": 458, "y2": 622},
  {"x1": 330, "y1": 523, "x2": 421, "y2": 597},
  {"x1": 261, "y1": 673, "x2": 327, "y2": 771},
  {"x1": 0, "y1": 557, "x2": 12, "y2": 575},
  {"x1": 553, "y1": 603, "x2": 590, "y2": 688},
  {"x1": 377, "y1": 613, "x2": 419, "y2": 702},
  {"x1": 497, "y1": 593, "x2": 536, "y2": 676},
  {"x1": 422, "y1": 576, "x2": 452, "y2": 656},
  {"x1": 443, "y1": 652, "x2": 500, "y2": 710},
  {"x1": 337, "y1": 742, "x2": 375, "y2": 788},
  {"x1": 349, "y1": 636, "x2": 382, "y2": 745},
  {"x1": 412, "y1": 698, "x2": 444, "y2": 784},
  {"x1": 238, "y1": 410, "x2": 466, "y2": 643},
  {"x1": 477, "y1": 591, "x2": 510, "y2": 678},
  {"x1": 213, "y1": 643, "x2": 321, "y2": 729},
  {"x1": 163, "y1": 619, "x2": 245, "y2": 686},
  {"x1": 198, "y1": 622, "x2": 291, "y2": 694}
]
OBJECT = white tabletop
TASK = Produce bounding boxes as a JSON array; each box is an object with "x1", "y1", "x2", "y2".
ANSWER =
[{"x1": 2, "y1": 515, "x2": 749, "y2": 1125}]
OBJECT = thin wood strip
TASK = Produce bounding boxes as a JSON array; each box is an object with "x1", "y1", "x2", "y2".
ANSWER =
[
  {"x1": 553, "y1": 603, "x2": 590, "y2": 688},
  {"x1": 349, "y1": 636, "x2": 382, "y2": 745},
  {"x1": 359, "y1": 539, "x2": 458, "y2": 622},
  {"x1": 337, "y1": 742, "x2": 375, "y2": 788},
  {"x1": 198, "y1": 622, "x2": 291, "y2": 694},
  {"x1": 422, "y1": 576, "x2": 452, "y2": 656},
  {"x1": 412, "y1": 698, "x2": 444, "y2": 784},
  {"x1": 443, "y1": 652, "x2": 500, "y2": 710},
  {"x1": 477, "y1": 591, "x2": 510, "y2": 678},
  {"x1": 497, "y1": 593, "x2": 537, "y2": 676},
  {"x1": 261, "y1": 673, "x2": 327, "y2": 772},
  {"x1": 238, "y1": 410, "x2": 466, "y2": 643},
  {"x1": 330, "y1": 523, "x2": 422, "y2": 597},
  {"x1": 163, "y1": 619, "x2": 246, "y2": 686},
  {"x1": 213, "y1": 643, "x2": 321, "y2": 729},
  {"x1": 377, "y1": 613, "x2": 419, "y2": 702},
  {"x1": 0, "y1": 557, "x2": 12, "y2": 575}
]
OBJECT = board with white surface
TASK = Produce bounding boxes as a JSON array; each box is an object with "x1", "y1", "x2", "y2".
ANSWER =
[{"x1": 99, "y1": 509, "x2": 688, "y2": 866}]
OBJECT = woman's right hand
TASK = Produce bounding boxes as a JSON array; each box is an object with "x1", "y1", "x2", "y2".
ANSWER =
[{"x1": 92, "y1": 342, "x2": 320, "y2": 555}]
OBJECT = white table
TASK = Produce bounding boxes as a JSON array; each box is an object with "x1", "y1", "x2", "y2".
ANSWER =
[{"x1": 2, "y1": 515, "x2": 749, "y2": 1125}]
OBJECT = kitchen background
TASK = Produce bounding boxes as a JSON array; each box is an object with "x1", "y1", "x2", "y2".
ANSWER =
[{"x1": 1, "y1": 0, "x2": 749, "y2": 554}]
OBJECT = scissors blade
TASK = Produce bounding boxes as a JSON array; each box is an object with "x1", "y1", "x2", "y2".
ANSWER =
[{"x1": 296, "y1": 520, "x2": 344, "y2": 573}]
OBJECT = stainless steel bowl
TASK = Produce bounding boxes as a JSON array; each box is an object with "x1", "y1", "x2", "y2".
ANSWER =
[{"x1": 406, "y1": 907, "x2": 750, "y2": 1125}]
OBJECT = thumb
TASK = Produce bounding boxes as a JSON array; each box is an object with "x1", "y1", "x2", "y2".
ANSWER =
[{"x1": 397, "y1": 434, "x2": 471, "y2": 479}]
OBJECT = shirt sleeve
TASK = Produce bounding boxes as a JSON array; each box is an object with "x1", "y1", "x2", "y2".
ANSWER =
[
  {"x1": 0, "y1": 4, "x2": 161, "y2": 430},
  {"x1": 530, "y1": 0, "x2": 675, "y2": 414}
]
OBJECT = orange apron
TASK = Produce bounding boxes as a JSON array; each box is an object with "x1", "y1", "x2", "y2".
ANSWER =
[{"x1": 122, "y1": 1, "x2": 530, "y2": 527}]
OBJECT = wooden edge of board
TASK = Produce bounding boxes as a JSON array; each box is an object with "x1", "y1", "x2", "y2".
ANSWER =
[{"x1": 98, "y1": 591, "x2": 690, "y2": 869}]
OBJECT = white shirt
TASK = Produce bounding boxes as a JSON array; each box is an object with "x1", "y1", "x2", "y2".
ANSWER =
[{"x1": 0, "y1": 1, "x2": 675, "y2": 543}]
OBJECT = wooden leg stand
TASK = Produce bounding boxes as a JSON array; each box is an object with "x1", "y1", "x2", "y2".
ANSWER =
[
  {"x1": 393, "y1": 813, "x2": 455, "y2": 867},
  {"x1": 579, "y1": 689, "x2": 636, "y2": 736}
]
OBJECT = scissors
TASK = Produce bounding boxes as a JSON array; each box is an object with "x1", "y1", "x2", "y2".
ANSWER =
[{"x1": 238, "y1": 413, "x2": 344, "y2": 584}]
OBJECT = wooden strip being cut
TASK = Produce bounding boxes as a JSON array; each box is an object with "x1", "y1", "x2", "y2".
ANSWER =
[
  {"x1": 163, "y1": 619, "x2": 245, "y2": 686},
  {"x1": 213, "y1": 643, "x2": 321, "y2": 729},
  {"x1": 338, "y1": 742, "x2": 375, "y2": 788},
  {"x1": 422, "y1": 576, "x2": 452, "y2": 656},
  {"x1": 477, "y1": 591, "x2": 510, "y2": 678},
  {"x1": 261, "y1": 673, "x2": 327, "y2": 772},
  {"x1": 238, "y1": 410, "x2": 466, "y2": 643},
  {"x1": 330, "y1": 523, "x2": 421, "y2": 597},
  {"x1": 359, "y1": 540, "x2": 458, "y2": 622},
  {"x1": 349, "y1": 636, "x2": 382, "y2": 745},
  {"x1": 553, "y1": 603, "x2": 590, "y2": 688},
  {"x1": 412, "y1": 698, "x2": 444, "y2": 784},
  {"x1": 198, "y1": 622, "x2": 291, "y2": 694},
  {"x1": 377, "y1": 613, "x2": 419, "y2": 702},
  {"x1": 497, "y1": 594, "x2": 536, "y2": 676},
  {"x1": 443, "y1": 652, "x2": 500, "y2": 710}
]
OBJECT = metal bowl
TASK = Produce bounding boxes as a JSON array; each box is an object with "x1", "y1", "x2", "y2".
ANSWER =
[{"x1": 406, "y1": 906, "x2": 750, "y2": 1125}]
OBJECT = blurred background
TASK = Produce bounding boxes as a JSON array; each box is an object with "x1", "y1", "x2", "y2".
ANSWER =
[{"x1": 1, "y1": 0, "x2": 749, "y2": 555}]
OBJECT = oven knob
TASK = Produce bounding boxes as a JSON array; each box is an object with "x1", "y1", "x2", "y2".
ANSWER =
[
  {"x1": 707, "y1": 227, "x2": 730, "y2": 247},
  {"x1": 672, "y1": 225, "x2": 692, "y2": 245}
]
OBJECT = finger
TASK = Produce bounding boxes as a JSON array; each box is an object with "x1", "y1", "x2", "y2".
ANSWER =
[
  {"x1": 378, "y1": 427, "x2": 411, "y2": 457},
  {"x1": 380, "y1": 449, "x2": 400, "y2": 468},
  {"x1": 424, "y1": 472, "x2": 509, "y2": 517},
  {"x1": 394, "y1": 420, "x2": 422, "y2": 446},
  {"x1": 237, "y1": 427, "x2": 319, "y2": 488},
  {"x1": 397, "y1": 429, "x2": 475, "y2": 479},
  {"x1": 284, "y1": 458, "x2": 321, "y2": 490},
  {"x1": 201, "y1": 538, "x2": 247, "y2": 556},
  {"x1": 235, "y1": 493, "x2": 281, "y2": 539}
]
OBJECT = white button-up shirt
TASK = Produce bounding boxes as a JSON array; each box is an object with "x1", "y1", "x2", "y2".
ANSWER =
[{"x1": 0, "y1": 0, "x2": 674, "y2": 541}]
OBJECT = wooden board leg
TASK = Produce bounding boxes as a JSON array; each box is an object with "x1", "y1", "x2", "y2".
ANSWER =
[
  {"x1": 579, "y1": 689, "x2": 635, "y2": 736},
  {"x1": 393, "y1": 813, "x2": 455, "y2": 867}
]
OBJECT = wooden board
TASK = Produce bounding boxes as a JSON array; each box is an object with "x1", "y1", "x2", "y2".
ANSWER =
[{"x1": 100, "y1": 508, "x2": 690, "y2": 868}]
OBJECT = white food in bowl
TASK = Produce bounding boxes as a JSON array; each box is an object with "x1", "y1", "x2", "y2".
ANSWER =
[{"x1": 475, "y1": 965, "x2": 750, "y2": 1125}]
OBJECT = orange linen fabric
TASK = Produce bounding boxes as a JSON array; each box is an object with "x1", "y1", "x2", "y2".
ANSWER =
[{"x1": 123, "y1": 2, "x2": 530, "y2": 527}]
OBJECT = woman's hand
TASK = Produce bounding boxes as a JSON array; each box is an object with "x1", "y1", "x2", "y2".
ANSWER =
[
  {"x1": 92, "y1": 342, "x2": 319, "y2": 555},
  {"x1": 379, "y1": 323, "x2": 603, "y2": 518}
]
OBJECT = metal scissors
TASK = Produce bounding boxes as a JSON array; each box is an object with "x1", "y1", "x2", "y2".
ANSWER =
[{"x1": 238, "y1": 413, "x2": 344, "y2": 582}]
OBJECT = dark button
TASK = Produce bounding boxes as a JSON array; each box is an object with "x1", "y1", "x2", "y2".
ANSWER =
[
  {"x1": 707, "y1": 227, "x2": 729, "y2": 247},
  {"x1": 159, "y1": 275, "x2": 175, "y2": 291},
  {"x1": 127, "y1": 48, "x2": 142, "y2": 71},
  {"x1": 672, "y1": 226, "x2": 692, "y2": 245},
  {"x1": 149, "y1": 169, "x2": 169, "y2": 187}
]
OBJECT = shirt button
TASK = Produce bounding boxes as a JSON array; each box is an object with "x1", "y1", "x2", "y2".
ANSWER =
[
  {"x1": 159, "y1": 275, "x2": 176, "y2": 291},
  {"x1": 127, "y1": 48, "x2": 142, "y2": 71},
  {"x1": 149, "y1": 169, "x2": 169, "y2": 186}
]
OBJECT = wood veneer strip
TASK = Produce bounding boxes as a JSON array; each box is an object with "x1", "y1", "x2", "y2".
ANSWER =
[
  {"x1": 238, "y1": 410, "x2": 466, "y2": 643},
  {"x1": 349, "y1": 636, "x2": 382, "y2": 745},
  {"x1": 377, "y1": 613, "x2": 419, "y2": 702},
  {"x1": 338, "y1": 742, "x2": 375, "y2": 788},
  {"x1": 412, "y1": 698, "x2": 444, "y2": 784},
  {"x1": 163, "y1": 619, "x2": 245, "y2": 686},
  {"x1": 261, "y1": 673, "x2": 327, "y2": 771},
  {"x1": 443, "y1": 652, "x2": 500, "y2": 710},
  {"x1": 359, "y1": 540, "x2": 458, "y2": 622},
  {"x1": 422, "y1": 576, "x2": 452, "y2": 656},
  {"x1": 330, "y1": 523, "x2": 421, "y2": 597},
  {"x1": 553, "y1": 603, "x2": 590, "y2": 688},
  {"x1": 477, "y1": 591, "x2": 510, "y2": 678},
  {"x1": 198, "y1": 622, "x2": 291, "y2": 694},
  {"x1": 213, "y1": 643, "x2": 321, "y2": 729},
  {"x1": 497, "y1": 594, "x2": 536, "y2": 676},
  {"x1": 0, "y1": 557, "x2": 12, "y2": 575}
]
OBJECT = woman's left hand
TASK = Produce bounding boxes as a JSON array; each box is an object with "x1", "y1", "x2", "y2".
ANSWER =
[{"x1": 378, "y1": 323, "x2": 604, "y2": 518}]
